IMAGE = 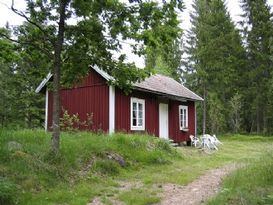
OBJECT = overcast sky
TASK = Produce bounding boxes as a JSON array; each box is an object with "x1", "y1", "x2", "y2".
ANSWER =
[{"x1": 0, "y1": 0, "x2": 272, "y2": 68}]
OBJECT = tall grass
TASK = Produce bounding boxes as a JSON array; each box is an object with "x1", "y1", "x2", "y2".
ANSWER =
[{"x1": 208, "y1": 151, "x2": 273, "y2": 205}]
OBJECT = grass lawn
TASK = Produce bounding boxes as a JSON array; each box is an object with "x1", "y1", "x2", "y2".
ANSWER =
[{"x1": 0, "y1": 129, "x2": 273, "y2": 205}]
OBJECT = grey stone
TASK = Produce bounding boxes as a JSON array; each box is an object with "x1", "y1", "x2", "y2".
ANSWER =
[{"x1": 7, "y1": 141, "x2": 23, "y2": 151}]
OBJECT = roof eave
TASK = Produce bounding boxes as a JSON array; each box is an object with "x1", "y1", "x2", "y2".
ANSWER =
[
  {"x1": 91, "y1": 65, "x2": 114, "y2": 81},
  {"x1": 35, "y1": 73, "x2": 53, "y2": 93},
  {"x1": 134, "y1": 86, "x2": 203, "y2": 102}
]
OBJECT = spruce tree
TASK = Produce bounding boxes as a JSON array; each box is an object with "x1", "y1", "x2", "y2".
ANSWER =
[
  {"x1": 240, "y1": 0, "x2": 273, "y2": 133},
  {"x1": 184, "y1": 0, "x2": 246, "y2": 134}
]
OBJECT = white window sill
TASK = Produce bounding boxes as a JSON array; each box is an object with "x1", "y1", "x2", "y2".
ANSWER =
[
  {"x1": 180, "y1": 128, "x2": 189, "y2": 132},
  {"x1": 131, "y1": 127, "x2": 145, "y2": 131}
]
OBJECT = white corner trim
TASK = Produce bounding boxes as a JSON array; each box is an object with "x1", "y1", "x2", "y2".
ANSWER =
[
  {"x1": 130, "y1": 97, "x2": 145, "y2": 131},
  {"x1": 109, "y1": 86, "x2": 115, "y2": 134},
  {"x1": 45, "y1": 88, "x2": 48, "y2": 131}
]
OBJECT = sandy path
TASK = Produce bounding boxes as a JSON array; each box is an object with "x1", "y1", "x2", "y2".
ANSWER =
[{"x1": 158, "y1": 164, "x2": 238, "y2": 205}]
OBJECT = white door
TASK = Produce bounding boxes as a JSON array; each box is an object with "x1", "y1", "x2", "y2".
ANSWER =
[{"x1": 159, "y1": 103, "x2": 169, "y2": 139}]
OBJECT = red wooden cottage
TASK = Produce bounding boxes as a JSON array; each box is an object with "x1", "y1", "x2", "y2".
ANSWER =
[{"x1": 36, "y1": 66, "x2": 203, "y2": 143}]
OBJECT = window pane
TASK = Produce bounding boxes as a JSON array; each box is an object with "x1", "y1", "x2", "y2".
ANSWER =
[
  {"x1": 138, "y1": 103, "x2": 143, "y2": 111},
  {"x1": 138, "y1": 119, "x2": 143, "y2": 126},
  {"x1": 133, "y1": 118, "x2": 137, "y2": 126},
  {"x1": 132, "y1": 109, "x2": 137, "y2": 126},
  {"x1": 133, "y1": 102, "x2": 137, "y2": 111},
  {"x1": 139, "y1": 110, "x2": 143, "y2": 119}
]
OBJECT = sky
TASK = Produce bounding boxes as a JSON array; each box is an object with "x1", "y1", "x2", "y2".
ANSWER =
[{"x1": 0, "y1": 0, "x2": 272, "y2": 68}]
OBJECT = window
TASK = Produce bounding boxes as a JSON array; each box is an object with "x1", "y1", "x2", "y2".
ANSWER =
[
  {"x1": 179, "y1": 105, "x2": 188, "y2": 130},
  {"x1": 131, "y1": 98, "x2": 145, "y2": 130}
]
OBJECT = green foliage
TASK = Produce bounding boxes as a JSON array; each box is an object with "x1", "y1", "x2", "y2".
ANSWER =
[
  {"x1": 60, "y1": 109, "x2": 93, "y2": 132},
  {"x1": 229, "y1": 93, "x2": 242, "y2": 133},
  {"x1": 145, "y1": 34, "x2": 183, "y2": 80},
  {"x1": 0, "y1": 27, "x2": 48, "y2": 129},
  {"x1": 207, "y1": 92, "x2": 225, "y2": 134}
]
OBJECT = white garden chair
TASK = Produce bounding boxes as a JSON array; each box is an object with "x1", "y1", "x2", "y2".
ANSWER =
[
  {"x1": 212, "y1": 134, "x2": 223, "y2": 145},
  {"x1": 190, "y1": 135, "x2": 200, "y2": 147},
  {"x1": 195, "y1": 134, "x2": 218, "y2": 154}
]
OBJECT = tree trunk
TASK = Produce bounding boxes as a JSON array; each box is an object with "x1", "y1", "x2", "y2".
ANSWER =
[
  {"x1": 202, "y1": 86, "x2": 207, "y2": 135},
  {"x1": 52, "y1": 0, "x2": 69, "y2": 154}
]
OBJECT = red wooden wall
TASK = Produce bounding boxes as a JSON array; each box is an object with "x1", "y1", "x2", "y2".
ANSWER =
[
  {"x1": 47, "y1": 69, "x2": 109, "y2": 132},
  {"x1": 169, "y1": 100, "x2": 195, "y2": 142},
  {"x1": 115, "y1": 89, "x2": 159, "y2": 136}
]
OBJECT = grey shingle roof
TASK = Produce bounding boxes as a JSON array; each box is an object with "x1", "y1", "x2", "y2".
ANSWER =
[{"x1": 133, "y1": 74, "x2": 203, "y2": 101}]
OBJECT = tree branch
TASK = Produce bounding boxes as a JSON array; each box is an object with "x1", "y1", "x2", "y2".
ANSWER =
[
  {"x1": 10, "y1": 0, "x2": 54, "y2": 45},
  {"x1": 0, "y1": 33, "x2": 54, "y2": 59}
]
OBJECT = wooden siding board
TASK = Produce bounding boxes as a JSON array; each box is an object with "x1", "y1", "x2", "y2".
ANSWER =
[{"x1": 47, "y1": 69, "x2": 109, "y2": 132}]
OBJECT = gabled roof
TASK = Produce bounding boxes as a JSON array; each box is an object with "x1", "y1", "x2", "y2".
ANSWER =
[
  {"x1": 133, "y1": 74, "x2": 203, "y2": 101},
  {"x1": 35, "y1": 66, "x2": 203, "y2": 101}
]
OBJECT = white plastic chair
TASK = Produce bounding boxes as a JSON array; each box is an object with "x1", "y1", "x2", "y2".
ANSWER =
[
  {"x1": 202, "y1": 134, "x2": 218, "y2": 151},
  {"x1": 190, "y1": 135, "x2": 200, "y2": 147},
  {"x1": 212, "y1": 134, "x2": 223, "y2": 145}
]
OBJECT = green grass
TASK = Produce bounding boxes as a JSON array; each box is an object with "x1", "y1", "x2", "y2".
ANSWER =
[
  {"x1": 207, "y1": 150, "x2": 273, "y2": 205},
  {"x1": 0, "y1": 130, "x2": 273, "y2": 205},
  {"x1": 0, "y1": 129, "x2": 177, "y2": 204},
  {"x1": 118, "y1": 188, "x2": 160, "y2": 205}
]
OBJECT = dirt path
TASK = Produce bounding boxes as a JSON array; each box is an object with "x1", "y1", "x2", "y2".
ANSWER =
[
  {"x1": 88, "y1": 164, "x2": 238, "y2": 205},
  {"x1": 158, "y1": 163, "x2": 238, "y2": 205}
]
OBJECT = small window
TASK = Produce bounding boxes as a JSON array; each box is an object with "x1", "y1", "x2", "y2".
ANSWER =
[
  {"x1": 179, "y1": 105, "x2": 188, "y2": 130},
  {"x1": 131, "y1": 98, "x2": 145, "y2": 130}
]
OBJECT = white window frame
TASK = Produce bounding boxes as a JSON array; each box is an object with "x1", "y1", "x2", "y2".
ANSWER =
[
  {"x1": 130, "y1": 98, "x2": 145, "y2": 131},
  {"x1": 179, "y1": 105, "x2": 188, "y2": 130}
]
